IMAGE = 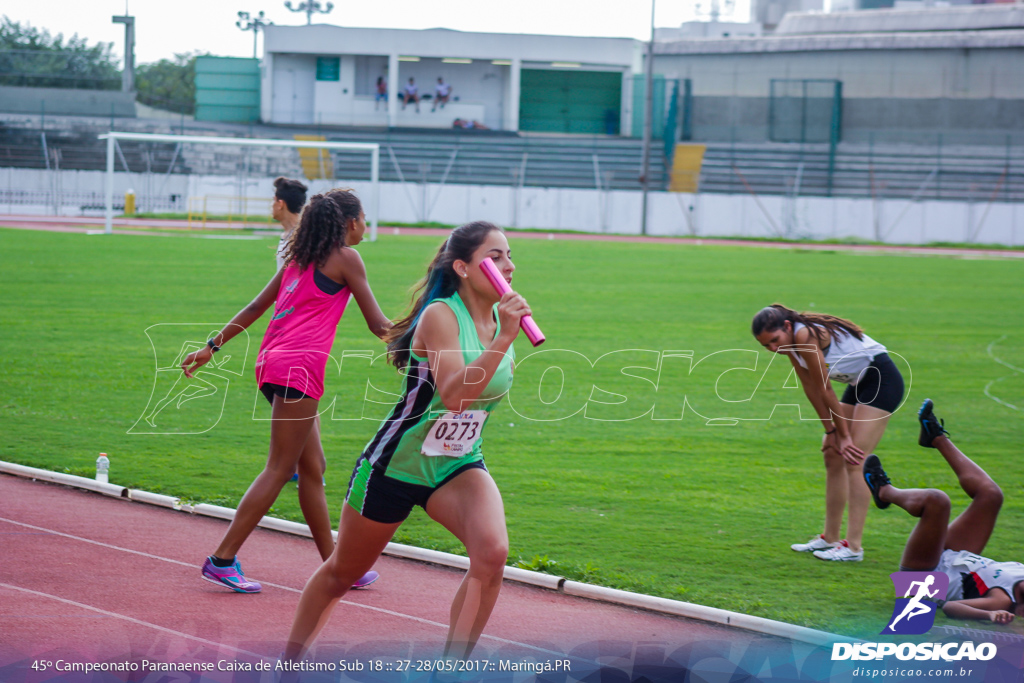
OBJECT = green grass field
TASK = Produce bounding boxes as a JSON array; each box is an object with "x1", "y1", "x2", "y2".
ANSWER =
[{"x1": 2, "y1": 225, "x2": 1023, "y2": 638}]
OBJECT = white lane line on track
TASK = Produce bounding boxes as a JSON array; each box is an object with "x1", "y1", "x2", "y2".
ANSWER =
[
  {"x1": 0, "y1": 516, "x2": 578, "y2": 659},
  {"x1": 0, "y1": 583, "x2": 270, "y2": 661}
]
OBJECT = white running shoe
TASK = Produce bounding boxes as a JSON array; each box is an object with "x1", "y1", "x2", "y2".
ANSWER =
[
  {"x1": 791, "y1": 534, "x2": 838, "y2": 553},
  {"x1": 813, "y1": 540, "x2": 864, "y2": 562}
]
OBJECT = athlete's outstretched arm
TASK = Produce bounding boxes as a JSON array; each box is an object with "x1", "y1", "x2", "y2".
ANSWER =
[
  {"x1": 417, "y1": 291, "x2": 529, "y2": 413},
  {"x1": 943, "y1": 594, "x2": 1014, "y2": 623},
  {"x1": 181, "y1": 269, "x2": 284, "y2": 377},
  {"x1": 786, "y1": 330, "x2": 863, "y2": 464},
  {"x1": 336, "y1": 248, "x2": 391, "y2": 339}
]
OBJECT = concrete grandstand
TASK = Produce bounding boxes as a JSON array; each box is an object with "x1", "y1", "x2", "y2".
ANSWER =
[{"x1": 1, "y1": 7, "x2": 1022, "y2": 244}]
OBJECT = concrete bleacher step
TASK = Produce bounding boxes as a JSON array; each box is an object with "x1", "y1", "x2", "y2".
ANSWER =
[{"x1": 2, "y1": 115, "x2": 1021, "y2": 200}]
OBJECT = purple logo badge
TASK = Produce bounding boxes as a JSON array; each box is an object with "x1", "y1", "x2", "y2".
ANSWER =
[{"x1": 882, "y1": 571, "x2": 949, "y2": 635}]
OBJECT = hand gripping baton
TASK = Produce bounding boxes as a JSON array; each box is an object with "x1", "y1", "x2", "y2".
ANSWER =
[{"x1": 479, "y1": 258, "x2": 545, "y2": 347}]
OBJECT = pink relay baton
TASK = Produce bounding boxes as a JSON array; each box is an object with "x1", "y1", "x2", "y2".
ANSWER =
[{"x1": 479, "y1": 258, "x2": 545, "y2": 347}]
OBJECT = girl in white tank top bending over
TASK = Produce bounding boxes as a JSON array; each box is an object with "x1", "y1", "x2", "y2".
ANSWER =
[{"x1": 752, "y1": 304, "x2": 905, "y2": 563}]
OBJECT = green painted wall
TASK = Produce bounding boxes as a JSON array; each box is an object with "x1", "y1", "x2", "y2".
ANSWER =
[
  {"x1": 195, "y1": 57, "x2": 260, "y2": 123},
  {"x1": 519, "y1": 69, "x2": 622, "y2": 135},
  {"x1": 631, "y1": 74, "x2": 667, "y2": 139}
]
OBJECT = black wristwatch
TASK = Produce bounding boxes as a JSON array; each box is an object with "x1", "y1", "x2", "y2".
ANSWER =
[{"x1": 207, "y1": 339, "x2": 221, "y2": 353}]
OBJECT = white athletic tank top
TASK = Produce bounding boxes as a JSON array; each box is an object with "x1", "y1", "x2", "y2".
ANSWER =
[
  {"x1": 792, "y1": 322, "x2": 887, "y2": 385},
  {"x1": 276, "y1": 233, "x2": 289, "y2": 270},
  {"x1": 939, "y1": 549, "x2": 1024, "y2": 603}
]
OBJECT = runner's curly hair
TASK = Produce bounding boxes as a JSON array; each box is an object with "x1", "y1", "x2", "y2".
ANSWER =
[
  {"x1": 282, "y1": 189, "x2": 362, "y2": 270},
  {"x1": 384, "y1": 221, "x2": 502, "y2": 369},
  {"x1": 751, "y1": 304, "x2": 864, "y2": 345}
]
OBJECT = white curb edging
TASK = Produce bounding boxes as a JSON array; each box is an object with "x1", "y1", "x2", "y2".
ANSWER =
[
  {"x1": 562, "y1": 581, "x2": 847, "y2": 647},
  {"x1": 0, "y1": 461, "x2": 846, "y2": 647},
  {"x1": 258, "y1": 516, "x2": 313, "y2": 538},
  {"x1": 192, "y1": 503, "x2": 236, "y2": 521},
  {"x1": 0, "y1": 461, "x2": 127, "y2": 498},
  {"x1": 382, "y1": 541, "x2": 467, "y2": 570},
  {"x1": 501, "y1": 564, "x2": 564, "y2": 590},
  {"x1": 379, "y1": 542, "x2": 565, "y2": 589},
  {"x1": 377, "y1": 543, "x2": 563, "y2": 590},
  {"x1": 128, "y1": 489, "x2": 181, "y2": 509}
]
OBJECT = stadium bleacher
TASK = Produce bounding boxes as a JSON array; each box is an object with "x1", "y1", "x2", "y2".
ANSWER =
[{"x1": 1, "y1": 114, "x2": 1021, "y2": 203}]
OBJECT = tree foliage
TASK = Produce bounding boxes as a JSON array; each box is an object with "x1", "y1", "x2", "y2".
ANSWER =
[
  {"x1": 136, "y1": 52, "x2": 204, "y2": 115},
  {"x1": 1, "y1": 16, "x2": 204, "y2": 114},
  {"x1": 0, "y1": 16, "x2": 120, "y2": 89}
]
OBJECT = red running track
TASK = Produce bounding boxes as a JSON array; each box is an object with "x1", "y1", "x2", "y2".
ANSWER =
[{"x1": 0, "y1": 473, "x2": 813, "y2": 683}]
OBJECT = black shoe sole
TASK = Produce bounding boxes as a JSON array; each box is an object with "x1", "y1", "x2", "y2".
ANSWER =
[
  {"x1": 918, "y1": 398, "x2": 946, "y2": 448},
  {"x1": 863, "y1": 454, "x2": 891, "y2": 509}
]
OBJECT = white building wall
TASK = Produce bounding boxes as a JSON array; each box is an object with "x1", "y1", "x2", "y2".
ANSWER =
[
  {"x1": 264, "y1": 26, "x2": 639, "y2": 67},
  {"x1": 270, "y1": 54, "x2": 316, "y2": 124},
  {"x1": 394, "y1": 59, "x2": 509, "y2": 129},
  {"x1": 261, "y1": 25, "x2": 641, "y2": 132},
  {"x1": 260, "y1": 53, "x2": 274, "y2": 124}
]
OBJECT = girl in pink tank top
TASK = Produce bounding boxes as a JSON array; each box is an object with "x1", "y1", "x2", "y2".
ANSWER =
[
  {"x1": 255, "y1": 260, "x2": 351, "y2": 400},
  {"x1": 180, "y1": 189, "x2": 391, "y2": 593}
]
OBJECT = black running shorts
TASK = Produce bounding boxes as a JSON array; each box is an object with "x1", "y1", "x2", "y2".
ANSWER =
[
  {"x1": 345, "y1": 455, "x2": 488, "y2": 524},
  {"x1": 259, "y1": 382, "x2": 313, "y2": 406},
  {"x1": 839, "y1": 353, "x2": 904, "y2": 414}
]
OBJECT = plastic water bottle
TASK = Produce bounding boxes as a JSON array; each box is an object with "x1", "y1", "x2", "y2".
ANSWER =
[{"x1": 96, "y1": 453, "x2": 110, "y2": 484}]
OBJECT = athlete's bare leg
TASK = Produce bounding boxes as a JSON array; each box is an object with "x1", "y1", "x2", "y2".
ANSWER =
[
  {"x1": 876, "y1": 480, "x2": 951, "y2": 571},
  {"x1": 821, "y1": 438, "x2": 847, "y2": 544},
  {"x1": 284, "y1": 505, "x2": 401, "y2": 660},
  {"x1": 841, "y1": 402, "x2": 892, "y2": 551},
  {"x1": 933, "y1": 435, "x2": 1002, "y2": 555},
  {"x1": 425, "y1": 468, "x2": 508, "y2": 660},
  {"x1": 296, "y1": 416, "x2": 334, "y2": 560},
  {"x1": 213, "y1": 396, "x2": 318, "y2": 560}
]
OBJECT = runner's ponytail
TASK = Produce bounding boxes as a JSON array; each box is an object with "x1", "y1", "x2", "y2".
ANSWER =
[
  {"x1": 386, "y1": 221, "x2": 502, "y2": 368},
  {"x1": 751, "y1": 303, "x2": 864, "y2": 344},
  {"x1": 283, "y1": 189, "x2": 362, "y2": 270}
]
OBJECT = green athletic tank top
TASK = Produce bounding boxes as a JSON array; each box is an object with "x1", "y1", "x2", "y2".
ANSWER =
[{"x1": 359, "y1": 292, "x2": 515, "y2": 487}]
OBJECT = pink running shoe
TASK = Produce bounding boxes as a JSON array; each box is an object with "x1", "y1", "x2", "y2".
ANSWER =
[{"x1": 201, "y1": 556, "x2": 262, "y2": 593}]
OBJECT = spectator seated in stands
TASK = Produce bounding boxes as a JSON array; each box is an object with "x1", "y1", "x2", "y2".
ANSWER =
[
  {"x1": 453, "y1": 118, "x2": 488, "y2": 130},
  {"x1": 401, "y1": 78, "x2": 420, "y2": 113},
  {"x1": 433, "y1": 78, "x2": 452, "y2": 112}
]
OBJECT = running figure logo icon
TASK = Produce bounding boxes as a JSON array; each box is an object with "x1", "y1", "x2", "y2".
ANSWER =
[{"x1": 882, "y1": 571, "x2": 949, "y2": 635}]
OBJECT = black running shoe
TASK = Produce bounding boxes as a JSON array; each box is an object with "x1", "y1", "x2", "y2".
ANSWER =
[
  {"x1": 918, "y1": 398, "x2": 949, "y2": 448},
  {"x1": 863, "y1": 454, "x2": 891, "y2": 510}
]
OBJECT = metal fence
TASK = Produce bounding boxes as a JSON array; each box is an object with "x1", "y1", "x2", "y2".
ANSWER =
[
  {"x1": 0, "y1": 189, "x2": 183, "y2": 215},
  {"x1": 768, "y1": 79, "x2": 842, "y2": 145},
  {"x1": 2, "y1": 120, "x2": 1024, "y2": 207},
  {"x1": 700, "y1": 135, "x2": 1024, "y2": 203}
]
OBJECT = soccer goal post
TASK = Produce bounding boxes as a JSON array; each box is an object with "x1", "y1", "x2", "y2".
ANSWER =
[{"x1": 98, "y1": 131, "x2": 381, "y2": 240}]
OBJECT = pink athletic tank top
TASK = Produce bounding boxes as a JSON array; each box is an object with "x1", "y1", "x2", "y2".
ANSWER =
[{"x1": 254, "y1": 263, "x2": 351, "y2": 400}]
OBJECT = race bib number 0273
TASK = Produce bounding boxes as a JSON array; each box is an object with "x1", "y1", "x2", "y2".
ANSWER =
[{"x1": 421, "y1": 411, "x2": 487, "y2": 457}]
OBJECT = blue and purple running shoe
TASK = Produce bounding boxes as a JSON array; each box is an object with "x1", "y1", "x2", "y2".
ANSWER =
[{"x1": 201, "y1": 556, "x2": 262, "y2": 593}]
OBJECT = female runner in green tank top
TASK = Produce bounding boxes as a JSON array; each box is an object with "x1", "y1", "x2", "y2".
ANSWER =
[{"x1": 284, "y1": 221, "x2": 532, "y2": 661}]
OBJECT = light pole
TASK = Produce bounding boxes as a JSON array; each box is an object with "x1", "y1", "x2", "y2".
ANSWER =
[
  {"x1": 236, "y1": 11, "x2": 272, "y2": 59},
  {"x1": 639, "y1": 0, "x2": 656, "y2": 236},
  {"x1": 112, "y1": 15, "x2": 135, "y2": 92},
  {"x1": 695, "y1": 0, "x2": 736, "y2": 23},
  {"x1": 284, "y1": 1, "x2": 334, "y2": 24}
]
